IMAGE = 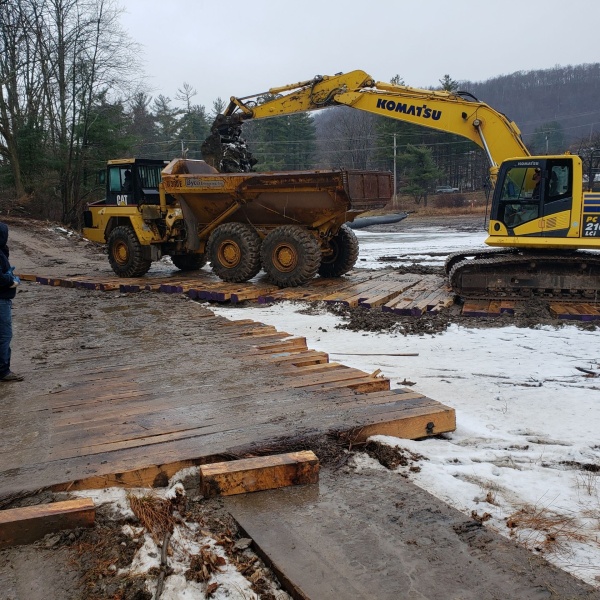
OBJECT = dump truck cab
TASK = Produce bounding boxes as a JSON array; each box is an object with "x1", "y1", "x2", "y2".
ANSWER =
[
  {"x1": 103, "y1": 158, "x2": 165, "y2": 207},
  {"x1": 83, "y1": 158, "x2": 208, "y2": 277}
]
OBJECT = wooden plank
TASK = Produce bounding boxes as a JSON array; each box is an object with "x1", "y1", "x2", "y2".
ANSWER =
[
  {"x1": 45, "y1": 389, "x2": 442, "y2": 480},
  {"x1": 280, "y1": 362, "x2": 346, "y2": 376},
  {"x1": 252, "y1": 338, "x2": 308, "y2": 354},
  {"x1": 0, "y1": 498, "x2": 95, "y2": 549},
  {"x1": 461, "y1": 299, "x2": 492, "y2": 317},
  {"x1": 486, "y1": 300, "x2": 502, "y2": 316},
  {"x1": 406, "y1": 287, "x2": 452, "y2": 315},
  {"x1": 423, "y1": 287, "x2": 455, "y2": 312},
  {"x1": 302, "y1": 375, "x2": 390, "y2": 394},
  {"x1": 572, "y1": 303, "x2": 600, "y2": 321},
  {"x1": 231, "y1": 286, "x2": 280, "y2": 303},
  {"x1": 346, "y1": 405, "x2": 456, "y2": 443},
  {"x1": 549, "y1": 302, "x2": 575, "y2": 320},
  {"x1": 14, "y1": 273, "x2": 38, "y2": 282},
  {"x1": 284, "y1": 366, "x2": 387, "y2": 388},
  {"x1": 52, "y1": 459, "x2": 206, "y2": 492},
  {"x1": 200, "y1": 450, "x2": 319, "y2": 497},
  {"x1": 266, "y1": 351, "x2": 330, "y2": 367},
  {"x1": 356, "y1": 282, "x2": 423, "y2": 309}
]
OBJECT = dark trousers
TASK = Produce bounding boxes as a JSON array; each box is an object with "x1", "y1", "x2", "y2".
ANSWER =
[{"x1": 0, "y1": 299, "x2": 13, "y2": 378}]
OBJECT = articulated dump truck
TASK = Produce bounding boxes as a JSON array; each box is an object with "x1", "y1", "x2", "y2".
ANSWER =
[{"x1": 82, "y1": 157, "x2": 393, "y2": 287}]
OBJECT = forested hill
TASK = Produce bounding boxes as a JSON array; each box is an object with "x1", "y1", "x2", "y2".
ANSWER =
[{"x1": 459, "y1": 63, "x2": 600, "y2": 150}]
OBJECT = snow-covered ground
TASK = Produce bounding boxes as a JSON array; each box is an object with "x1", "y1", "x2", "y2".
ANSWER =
[
  {"x1": 353, "y1": 225, "x2": 487, "y2": 268},
  {"x1": 210, "y1": 224, "x2": 600, "y2": 588}
]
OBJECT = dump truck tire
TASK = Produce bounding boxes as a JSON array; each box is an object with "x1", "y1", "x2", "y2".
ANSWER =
[
  {"x1": 171, "y1": 254, "x2": 208, "y2": 271},
  {"x1": 208, "y1": 223, "x2": 262, "y2": 282},
  {"x1": 107, "y1": 225, "x2": 152, "y2": 278},
  {"x1": 318, "y1": 224, "x2": 359, "y2": 278},
  {"x1": 261, "y1": 226, "x2": 321, "y2": 287}
]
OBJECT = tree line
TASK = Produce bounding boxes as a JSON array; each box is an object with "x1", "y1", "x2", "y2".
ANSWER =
[{"x1": 2, "y1": 0, "x2": 599, "y2": 223}]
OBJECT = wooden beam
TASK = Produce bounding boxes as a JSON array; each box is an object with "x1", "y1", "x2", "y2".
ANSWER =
[
  {"x1": 0, "y1": 499, "x2": 95, "y2": 549},
  {"x1": 200, "y1": 450, "x2": 319, "y2": 497},
  {"x1": 347, "y1": 405, "x2": 456, "y2": 443},
  {"x1": 51, "y1": 459, "x2": 207, "y2": 491}
]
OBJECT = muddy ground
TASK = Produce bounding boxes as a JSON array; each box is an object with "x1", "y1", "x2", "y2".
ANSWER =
[{"x1": 0, "y1": 214, "x2": 598, "y2": 600}]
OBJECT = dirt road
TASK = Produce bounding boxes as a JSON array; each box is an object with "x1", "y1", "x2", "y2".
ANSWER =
[{"x1": 1, "y1": 216, "x2": 598, "y2": 600}]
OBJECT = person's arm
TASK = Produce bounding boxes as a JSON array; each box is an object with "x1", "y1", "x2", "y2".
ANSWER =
[{"x1": 0, "y1": 267, "x2": 17, "y2": 288}]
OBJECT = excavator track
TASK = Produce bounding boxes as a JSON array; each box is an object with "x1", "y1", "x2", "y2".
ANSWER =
[{"x1": 446, "y1": 250, "x2": 600, "y2": 301}]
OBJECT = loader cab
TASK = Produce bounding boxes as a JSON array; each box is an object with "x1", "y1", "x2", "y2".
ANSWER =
[
  {"x1": 104, "y1": 159, "x2": 169, "y2": 206},
  {"x1": 490, "y1": 157, "x2": 574, "y2": 237}
]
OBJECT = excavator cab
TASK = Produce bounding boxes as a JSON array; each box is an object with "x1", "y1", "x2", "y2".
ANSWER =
[{"x1": 488, "y1": 156, "x2": 577, "y2": 243}]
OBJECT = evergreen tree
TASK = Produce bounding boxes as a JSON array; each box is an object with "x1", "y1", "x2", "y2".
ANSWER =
[
  {"x1": 128, "y1": 92, "x2": 159, "y2": 157},
  {"x1": 244, "y1": 111, "x2": 316, "y2": 171},
  {"x1": 439, "y1": 74, "x2": 459, "y2": 92},
  {"x1": 175, "y1": 83, "x2": 211, "y2": 158},
  {"x1": 78, "y1": 94, "x2": 136, "y2": 204},
  {"x1": 211, "y1": 98, "x2": 227, "y2": 120},
  {"x1": 399, "y1": 145, "x2": 443, "y2": 206},
  {"x1": 152, "y1": 95, "x2": 181, "y2": 157}
]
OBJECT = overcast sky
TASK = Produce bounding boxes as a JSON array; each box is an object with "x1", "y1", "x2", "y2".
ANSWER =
[{"x1": 120, "y1": 0, "x2": 599, "y2": 111}]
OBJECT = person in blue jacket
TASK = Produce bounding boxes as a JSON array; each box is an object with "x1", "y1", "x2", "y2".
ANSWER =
[{"x1": 0, "y1": 222, "x2": 23, "y2": 382}]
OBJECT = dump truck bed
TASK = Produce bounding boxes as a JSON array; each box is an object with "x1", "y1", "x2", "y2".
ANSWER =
[{"x1": 161, "y1": 159, "x2": 393, "y2": 235}]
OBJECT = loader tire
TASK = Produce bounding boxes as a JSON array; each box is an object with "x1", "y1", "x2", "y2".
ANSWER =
[
  {"x1": 318, "y1": 224, "x2": 359, "y2": 278},
  {"x1": 208, "y1": 223, "x2": 262, "y2": 282},
  {"x1": 107, "y1": 225, "x2": 152, "y2": 278},
  {"x1": 261, "y1": 226, "x2": 321, "y2": 288},
  {"x1": 171, "y1": 253, "x2": 207, "y2": 271}
]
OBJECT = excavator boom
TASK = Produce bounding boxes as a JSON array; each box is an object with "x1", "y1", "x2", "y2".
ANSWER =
[{"x1": 205, "y1": 70, "x2": 530, "y2": 179}]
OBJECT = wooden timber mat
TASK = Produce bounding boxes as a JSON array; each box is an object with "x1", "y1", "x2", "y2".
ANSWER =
[
  {"x1": 0, "y1": 290, "x2": 456, "y2": 499},
  {"x1": 17, "y1": 269, "x2": 455, "y2": 316},
  {"x1": 461, "y1": 298, "x2": 600, "y2": 321},
  {"x1": 20, "y1": 270, "x2": 600, "y2": 320}
]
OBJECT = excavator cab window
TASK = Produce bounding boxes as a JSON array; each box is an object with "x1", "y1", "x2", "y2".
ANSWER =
[
  {"x1": 497, "y1": 165, "x2": 541, "y2": 229},
  {"x1": 542, "y1": 160, "x2": 572, "y2": 219},
  {"x1": 494, "y1": 159, "x2": 574, "y2": 232}
]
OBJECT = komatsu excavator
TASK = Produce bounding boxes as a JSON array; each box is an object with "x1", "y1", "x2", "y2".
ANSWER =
[{"x1": 202, "y1": 70, "x2": 600, "y2": 300}]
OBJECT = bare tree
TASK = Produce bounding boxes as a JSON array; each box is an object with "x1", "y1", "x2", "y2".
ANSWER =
[
  {"x1": 0, "y1": 0, "x2": 140, "y2": 221},
  {"x1": 315, "y1": 107, "x2": 378, "y2": 169},
  {"x1": 0, "y1": 0, "x2": 45, "y2": 199}
]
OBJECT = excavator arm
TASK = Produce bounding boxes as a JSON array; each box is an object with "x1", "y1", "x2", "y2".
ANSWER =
[{"x1": 203, "y1": 70, "x2": 530, "y2": 179}]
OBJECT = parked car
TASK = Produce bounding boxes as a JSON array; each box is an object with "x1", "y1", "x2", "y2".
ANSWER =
[{"x1": 435, "y1": 185, "x2": 460, "y2": 193}]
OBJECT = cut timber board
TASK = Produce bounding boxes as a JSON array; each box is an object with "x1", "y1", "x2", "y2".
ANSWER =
[
  {"x1": 549, "y1": 302, "x2": 600, "y2": 321},
  {"x1": 200, "y1": 451, "x2": 319, "y2": 497},
  {"x1": 0, "y1": 499, "x2": 95, "y2": 549},
  {"x1": 223, "y1": 468, "x2": 593, "y2": 600}
]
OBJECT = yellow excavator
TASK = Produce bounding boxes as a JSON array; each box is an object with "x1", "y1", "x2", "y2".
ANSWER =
[{"x1": 202, "y1": 70, "x2": 600, "y2": 300}]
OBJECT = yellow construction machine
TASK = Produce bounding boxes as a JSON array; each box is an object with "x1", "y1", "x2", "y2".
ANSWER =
[
  {"x1": 82, "y1": 156, "x2": 392, "y2": 285},
  {"x1": 203, "y1": 70, "x2": 600, "y2": 300}
]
